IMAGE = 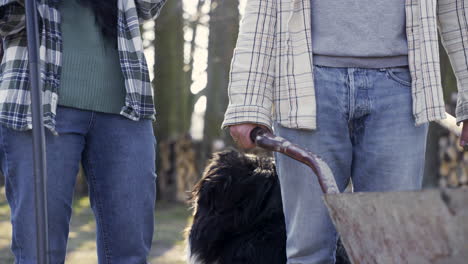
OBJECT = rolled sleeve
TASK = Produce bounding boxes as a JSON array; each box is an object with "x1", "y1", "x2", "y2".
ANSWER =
[
  {"x1": 221, "y1": 0, "x2": 276, "y2": 130},
  {"x1": 222, "y1": 105, "x2": 273, "y2": 130}
]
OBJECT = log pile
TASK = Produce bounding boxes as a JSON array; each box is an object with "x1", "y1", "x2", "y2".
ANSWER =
[
  {"x1": 158, "y1": 135, "x2": 199, "y2": 202},
  {"x1": 438, "y1": 133, "x2": 468, "y2": 188},
  {"x1": 158, "y1": 139, "x2": 177, "y2": 201},
  {"x1": 175, "y1": 135, "x2": 199, "y2": 202}
]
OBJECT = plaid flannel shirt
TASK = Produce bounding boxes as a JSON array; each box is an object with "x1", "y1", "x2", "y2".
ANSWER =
[
  {"x1": 222, "y1": 0, "x2": 468, "y2": 131},
  {"x1": 0, "y1": 0, "x2": 167, "y2": 134}
]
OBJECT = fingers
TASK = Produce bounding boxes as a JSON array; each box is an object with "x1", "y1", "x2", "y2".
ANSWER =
[{"x1": 229, "y1": 123, "x2": 258, "y2": 149}]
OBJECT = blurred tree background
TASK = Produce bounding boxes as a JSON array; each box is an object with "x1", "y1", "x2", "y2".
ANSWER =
[
  {"x1": 70, "y1": 0, "x2": 243, "y2": 202},
  {"x1": 140, "y1": 0, "x2": 467, "y2": 200},
  {"x1": 150, "y1": 0, "x2": 241, "y2": 202},
  {"x1": 0, "y1": 0, "x2": 466, "y2": 203},
  {"x1": 0, "y1": 1, "x2": 467, "y2": 262}
]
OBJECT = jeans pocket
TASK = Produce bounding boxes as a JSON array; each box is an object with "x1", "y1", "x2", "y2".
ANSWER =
[{"x1": 386, "y1": 67, "x2": 412, "y2": 87}]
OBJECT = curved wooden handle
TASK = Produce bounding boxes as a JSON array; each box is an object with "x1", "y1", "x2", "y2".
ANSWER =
[{"x1": 250, "y1": 127, "x2": 339, "y2": 194}]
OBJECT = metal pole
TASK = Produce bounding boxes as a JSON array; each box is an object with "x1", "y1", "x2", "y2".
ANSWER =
[{"x1": 25, "y1": 0, "x2": 49, "y2": 263}]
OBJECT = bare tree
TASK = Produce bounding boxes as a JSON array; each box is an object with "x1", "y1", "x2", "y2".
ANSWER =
[
  {"x1": 202, "y1": 0, "x2": 240, "y2": 156},
  {"x1": 154, "y1": 0, "x2": 191, "y2": 200},
  {"x1": 154, "y1": 0, "x2": 191, "y2": 140}
]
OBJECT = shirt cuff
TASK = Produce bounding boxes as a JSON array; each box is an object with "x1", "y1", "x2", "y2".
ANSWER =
[{"x1": 221, "y1": 105, "x2": 273, "y2": 131}]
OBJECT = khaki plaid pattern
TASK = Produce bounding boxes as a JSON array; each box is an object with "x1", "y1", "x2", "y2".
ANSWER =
[
  {"x1": 0, "y1": 0, "x2": 166, "y2": 134},
  {"x1": 223, "y1": 0, "x2": 468, "y2": 130}
]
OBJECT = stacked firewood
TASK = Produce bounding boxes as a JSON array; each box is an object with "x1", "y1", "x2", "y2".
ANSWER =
[
  {"x1": 158, "y1": 140, "x2": 176, "y2": 200},
  {"x1": 438, "y1": 133, "x2": 468, "y2": 188},
  {"x1": 175, "y1": 135, "x2": 199, "y2": 202},
  {"x1": 158, "y1": 135, "x2": 199, "y2": 202}
]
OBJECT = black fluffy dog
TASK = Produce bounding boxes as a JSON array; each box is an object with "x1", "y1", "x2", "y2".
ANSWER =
[{"x1": 187, "y1": 150, "x2": 350, "y2": 264}]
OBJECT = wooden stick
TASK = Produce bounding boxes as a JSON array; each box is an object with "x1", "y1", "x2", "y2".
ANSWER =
[{"x1": 250, "y1": 127, "x2": 340, "y2": 194}]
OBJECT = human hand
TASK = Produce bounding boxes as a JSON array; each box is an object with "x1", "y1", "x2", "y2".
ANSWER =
[{"x1": 229, "y1": 123, "x2": 269, "y2": 149}]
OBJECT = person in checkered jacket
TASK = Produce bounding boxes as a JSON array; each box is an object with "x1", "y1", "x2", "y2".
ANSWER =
[{"x1": 0, "y1": 0, "x2": 166, "y2": 263}]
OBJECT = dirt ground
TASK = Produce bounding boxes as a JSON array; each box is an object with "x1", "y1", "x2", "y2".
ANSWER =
[{"x1": 0, "y1": 187, "x2": 191, "y2": 264}]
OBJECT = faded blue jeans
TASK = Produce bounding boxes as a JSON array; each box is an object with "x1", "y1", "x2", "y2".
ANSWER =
[
  {"x1": 274, "y1": 66, "x2": 429, "y2": 264},
  {"x1": 0, "y1": 106, "x2": 157, "y2": 264}
]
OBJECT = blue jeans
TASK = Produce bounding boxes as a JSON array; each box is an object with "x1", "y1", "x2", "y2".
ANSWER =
[
  {"x1": 274, "y1": 66, "x2": 429, "y2": 264},
  {"x1": 0, "y1": 106, "x2": 157, "y2": 264}
]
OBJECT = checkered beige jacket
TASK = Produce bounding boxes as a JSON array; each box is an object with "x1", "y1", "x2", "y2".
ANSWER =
[{"x1": 222, "y1": 0, "x2": 468, "y2": 130}]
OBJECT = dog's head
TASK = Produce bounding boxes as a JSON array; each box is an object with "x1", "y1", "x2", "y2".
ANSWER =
[
  {"x1": 189, "y1": 150, "x2": 283, "y2": 258},
  {"x1": 191, "y1": 150, "x2": 280, "y2": 220}
]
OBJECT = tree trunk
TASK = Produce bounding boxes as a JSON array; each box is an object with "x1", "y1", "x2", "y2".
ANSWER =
[
  {"x1": 202, "y1": 0, "x2": 240, "y2": 158},
  {"x1": 154, "y1": 0, "x2": 191, "y2": 140},
  {"x1": 154, "y1": 0, "x2": 192, "y2": 201}
]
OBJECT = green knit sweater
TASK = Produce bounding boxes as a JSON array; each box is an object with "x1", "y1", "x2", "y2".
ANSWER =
[{"x1": 59, "y1": 0, "x2": 126, "y2": 115}]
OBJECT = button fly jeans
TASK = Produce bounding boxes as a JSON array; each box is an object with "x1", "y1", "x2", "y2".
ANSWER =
[
  {"x1": 274, "y1": 66, "x2": 429, "y2": 264},
  {"x1": 0, "y1": 106, "x2": 157, "y2": 264}
]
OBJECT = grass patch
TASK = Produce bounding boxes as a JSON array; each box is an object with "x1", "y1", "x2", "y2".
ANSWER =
[{"x1": 0, "y1": 188, "x2": 192, "y2": 263}]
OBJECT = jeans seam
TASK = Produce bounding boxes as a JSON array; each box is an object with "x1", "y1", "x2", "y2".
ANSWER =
[
  {"x1": 347, "y1": 69, "x2": 356, "y2": 121},
  {"x1": 86, "y1": 112, "x2": 96, "y2": 132},
  {"x1": 0, "y1": 126, "x2": 23, "y2": 262},
  {"x1": 84, "y1": 156, "x2": 113, "y2": 263}
]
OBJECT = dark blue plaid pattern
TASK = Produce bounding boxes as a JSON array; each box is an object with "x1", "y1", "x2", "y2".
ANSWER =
[{"x1": 0, "y1": 0, "x2": 167, "y2": 133}]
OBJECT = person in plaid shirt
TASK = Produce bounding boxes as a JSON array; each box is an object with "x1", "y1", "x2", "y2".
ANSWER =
[
  {"x1": 225, "y1": 0, "x2": 468, "y2": 263},
  {"x1": 0, "y1": 0, "x2": 166, "y2": 262}
]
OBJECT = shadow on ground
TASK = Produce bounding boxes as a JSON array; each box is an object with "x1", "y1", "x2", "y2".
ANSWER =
[{"x1": 0, "y1": 187, "x2": 191, "y2": 264}]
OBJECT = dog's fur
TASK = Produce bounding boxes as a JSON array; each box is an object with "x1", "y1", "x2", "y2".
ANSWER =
[{"x1": 187, "y1": 150, "x2": 350, "y2": 264}]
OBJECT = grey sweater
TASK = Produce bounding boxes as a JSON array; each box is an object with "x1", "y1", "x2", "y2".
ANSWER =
[{"x1": 311, "y1": 0, "x2": 408, "y2": 68}]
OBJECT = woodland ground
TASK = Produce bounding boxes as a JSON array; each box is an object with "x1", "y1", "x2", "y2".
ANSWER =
[{"x1": 0, "y1": 187, "x2": 191, "y2": 264}]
